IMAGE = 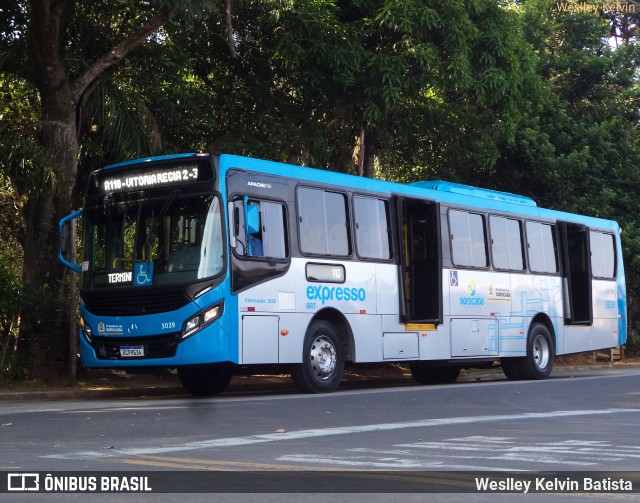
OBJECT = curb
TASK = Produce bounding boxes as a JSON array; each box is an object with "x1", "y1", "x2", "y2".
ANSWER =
[{"x1": 0, "y1": 385, "x2": 186, "y2": 402}]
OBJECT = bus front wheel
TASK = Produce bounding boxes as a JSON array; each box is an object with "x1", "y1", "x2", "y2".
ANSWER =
[
  {"x1": 517, "y1": 323, "x2": 554, "y2": 380},
  {"x1": 177, "y1": 365, "x2": 232, "y2": 396},
  {"x1": 291, "y1": 321, "x2": 345, "y2": 393}
]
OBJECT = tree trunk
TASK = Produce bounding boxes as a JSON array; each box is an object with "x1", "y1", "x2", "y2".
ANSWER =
[
  {"x1": 19, "y1": 1, "x2": 79, "y2": 375},
  {"x1": 363, "y1": 135, "x2": 376, "y2": 178},
  {"x1": 22, "y1": 105, "x2": 76, "y2": 374},
  {"x1": 21, "y1": 1, "x2": 176, "y2": 376}
]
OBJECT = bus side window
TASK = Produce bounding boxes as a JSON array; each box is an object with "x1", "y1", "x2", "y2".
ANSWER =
[
  {"x1": 233, "y1": 199, "x2": 287, "y2": 259},
  {"x1": 298, "y1": 187, "x2": 350, "y2": 256},
  {"x1": 490, "y1": 215, "x2": 525, "y2": 271},
  {"x1": 354, "y1": 196, "x2": 391, "y2": 260},
  {"x1": 450, "y1": 209, "x2": 488, "y2": 268},
  {"x1": 526, "y1": 221, "x2": 558, "y2": 274}
]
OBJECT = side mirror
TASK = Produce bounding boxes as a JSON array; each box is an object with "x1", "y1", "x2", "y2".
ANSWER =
[{"x1": 58, "y1": 210, "x2": 83, "y2": 273}]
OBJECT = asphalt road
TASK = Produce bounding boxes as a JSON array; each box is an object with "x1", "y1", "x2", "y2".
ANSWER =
[{"x1": 2, "y1": 367, "x2": 640, "y2": 502}]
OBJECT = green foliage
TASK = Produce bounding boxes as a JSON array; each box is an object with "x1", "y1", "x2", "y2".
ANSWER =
[
  {"x1": 0, "y1": 74, "x2": 56, "y2": 196},
  {"x1": 626, "y1": 328, "x2": 640, "y2": 354},
  {"x1": 0, "y1": 178, "x2": 23, "y2": 382},
  {"x1": 489, "y1": 0, "x2": 640, "y2": 339}
]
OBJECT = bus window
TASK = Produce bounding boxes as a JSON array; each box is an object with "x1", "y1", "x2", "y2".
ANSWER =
[
  {"x1": 526, "y1": 221, "x2": 558, "y2": 274},
  {"x1": 490, "y1": 215, "x2": 525, "y2": 271},
  {"x1": 590, "y1": 231, "x2": 616, "y2": 279},
  {"x1": 354, "y1": 196, "x2": 391, "y2": 260},
  {"x1": 449, "y1": 209, "x2": 488, "y2": 268},
  {"x1": 298, "y1": 187, "x2": 350, "y2": 256},
  {"x1": 85, "y1": 194, "x2": 223, "y2": 288},
  {"x1": 232, "y1": 198, "x2": 287, "y2": 259}
]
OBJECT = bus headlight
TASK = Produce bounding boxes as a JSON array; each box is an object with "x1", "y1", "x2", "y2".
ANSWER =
[
  {"x1": 182, "y1": 303, "x2": 223, "y2": 339},
  {"x1": 79, "y1": 317, "x2": 93, "y2": 343}
]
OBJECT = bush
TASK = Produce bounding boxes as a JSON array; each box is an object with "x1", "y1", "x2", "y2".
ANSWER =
[{"x1": 626, "y1": 326, "x2": 640, "y2": 354}]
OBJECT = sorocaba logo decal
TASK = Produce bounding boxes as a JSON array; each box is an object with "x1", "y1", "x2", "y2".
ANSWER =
[
  {"x1": 460, "y1": 278, "x2": 484, "y2": 306},
  {"x1": 467, "y1": 278, "x2": 477, "y2": 296}
]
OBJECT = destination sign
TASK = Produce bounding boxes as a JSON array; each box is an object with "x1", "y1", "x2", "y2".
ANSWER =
[{"x1": 102, "y1": 166, "x2": 200, "y2": 193}]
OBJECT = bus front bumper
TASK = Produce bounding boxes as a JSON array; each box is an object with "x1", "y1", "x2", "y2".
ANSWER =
[{"x1": 78, "y1": 322, "x2": 233, "y2": 368}]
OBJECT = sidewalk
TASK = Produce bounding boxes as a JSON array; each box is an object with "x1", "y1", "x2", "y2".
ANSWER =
[{"x1": 1, "y1": 355, "x2": 638, "y2": 402}]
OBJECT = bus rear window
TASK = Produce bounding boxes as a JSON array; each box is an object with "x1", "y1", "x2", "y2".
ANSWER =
[{"x1": 590, "y1": 231, "x2": 616, "y2": 279}]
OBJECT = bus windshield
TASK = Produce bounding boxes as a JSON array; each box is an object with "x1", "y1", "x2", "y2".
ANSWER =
[{"x1": 83, "y1": 193, "x2": 224, "y2": 289}]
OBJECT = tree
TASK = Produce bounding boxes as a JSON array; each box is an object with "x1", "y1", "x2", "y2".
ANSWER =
[
  {"x1": 491, "y1": 0, "x2": 640, "y2": 340},
  {"x1": 0, "y1": 1, "x2": 220, "y2": 374}
]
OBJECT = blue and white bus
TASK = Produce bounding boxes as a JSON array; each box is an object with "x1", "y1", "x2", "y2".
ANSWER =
[{"x1": 59, "y1": 153, "x2": 627, "y2": 395}]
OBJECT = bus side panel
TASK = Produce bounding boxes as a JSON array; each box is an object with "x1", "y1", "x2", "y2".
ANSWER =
[
  {"x1": 237, "y1": 257, "x2": 383, "y2": 364},
  {"x1": 563, "y1": 326, "x2": 591, "y2": 354},
  {"x1": 503, "y1": 273, "x2": 564, "y2": 355},
  {"x1": 591, "y1": 278, "x2": 620, "y2": 351},
  {"x1": 375, "y1": 263, "x2": 400, "y2": 316},
  {"x1": 349, "y1": 263, "x2": 399, "y2": 363},
  {"x1": 447, "y1": 269, "x2": 511, "y2": 358},
  {"x1": 347, "y1": 314, "x2": 384, "y2": 362},
  {"x1": 237, "y1": 263, "x2": 296, "y2": 364}
]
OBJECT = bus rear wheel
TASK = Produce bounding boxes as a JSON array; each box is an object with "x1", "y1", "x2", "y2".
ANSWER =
[
  {"x1": 501, "y1": 359, "x2": 523, "y2": 381},
  {"x1": 291, "y1": 321, "x2": 345, "y2": 393},
  {"x1": 517, "y1": 323, "x2": 554, "y2": 380},
  {"x1": 409, "y1": 363, "x2": 461, "y2": 385},
  {"x1": 177, "y1": 365, "x2": 232, "y2": 396}
]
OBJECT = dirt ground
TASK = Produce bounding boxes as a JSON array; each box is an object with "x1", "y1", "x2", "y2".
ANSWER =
[{"x1": 1, "y1": 349, "x2": 638, "y2": 394}]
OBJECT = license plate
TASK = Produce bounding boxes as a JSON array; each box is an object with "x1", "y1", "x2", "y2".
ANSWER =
[{"x1": 120, "y1": 345, "x2": 145, "y2": 357}]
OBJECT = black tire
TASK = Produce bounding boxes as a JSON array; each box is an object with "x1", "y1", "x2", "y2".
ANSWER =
[
  {"x1": 291, "y1": 321, "x2": 345, "y2": 393},
  {"x1": 516, "y1": 323, "x2": 554, "y2": 380},
  {"x1": 501, "y1": 358, "x2": 523, "y2": 381},
  {"x1": 177, "y1": 365, "x2": 232, "y2": 396},
  {"x1": 409, "y1": 363, "x2": 461, "y2": 385}
]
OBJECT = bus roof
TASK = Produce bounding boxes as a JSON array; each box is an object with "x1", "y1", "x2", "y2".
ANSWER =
[
  {"x1": 98, "y1": 153, "x2": 618, "y2": 233},
  {"x1": 411, "y1": 181, "x2": 537, "y2": 207},
  {"x1": 217, "y1": 154, "x2": 619, "y2": 232},
  {"x1": 104, "y1": 153, "x2": 202, "y2": 170}
]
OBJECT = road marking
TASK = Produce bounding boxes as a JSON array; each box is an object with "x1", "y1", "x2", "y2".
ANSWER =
[
  {"x1": 61, "y1": 406, "x2": 193, "y2": 413},
  {"x1": 44, "y1": 407, "x2": 640, "y2": 461},
  {"x1": 278, "y1": 437, "x2": 640, "y2": 470}
]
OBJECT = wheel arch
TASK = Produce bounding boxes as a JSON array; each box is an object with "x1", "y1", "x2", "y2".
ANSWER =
[
  {"x1": 529, "y1": 313, "x2": 557, "y2": 354},
  {"x1": 311, "y1": 308, "x2": 355, "y2": 363}
]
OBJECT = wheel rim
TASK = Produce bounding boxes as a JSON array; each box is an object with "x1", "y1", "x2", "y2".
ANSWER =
[
  {"x1": 532, "y1": 333, "x2": 550, "y2": 370},
  {"x1": 309, "y1": 335, "x2": 337, "y2": 379}
]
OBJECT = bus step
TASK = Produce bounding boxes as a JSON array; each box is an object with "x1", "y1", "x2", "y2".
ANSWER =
[{"x1": 595, "y1": 346, "x2": 624, "y2": 362}]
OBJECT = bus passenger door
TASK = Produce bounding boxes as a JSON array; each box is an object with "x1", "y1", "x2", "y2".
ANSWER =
[
  {"x1": 396, "y1": 197, "x2": 442, "y2": 324},
  {"x1": 559, "y1": 222, "x2": 593, "y2": 325}
]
